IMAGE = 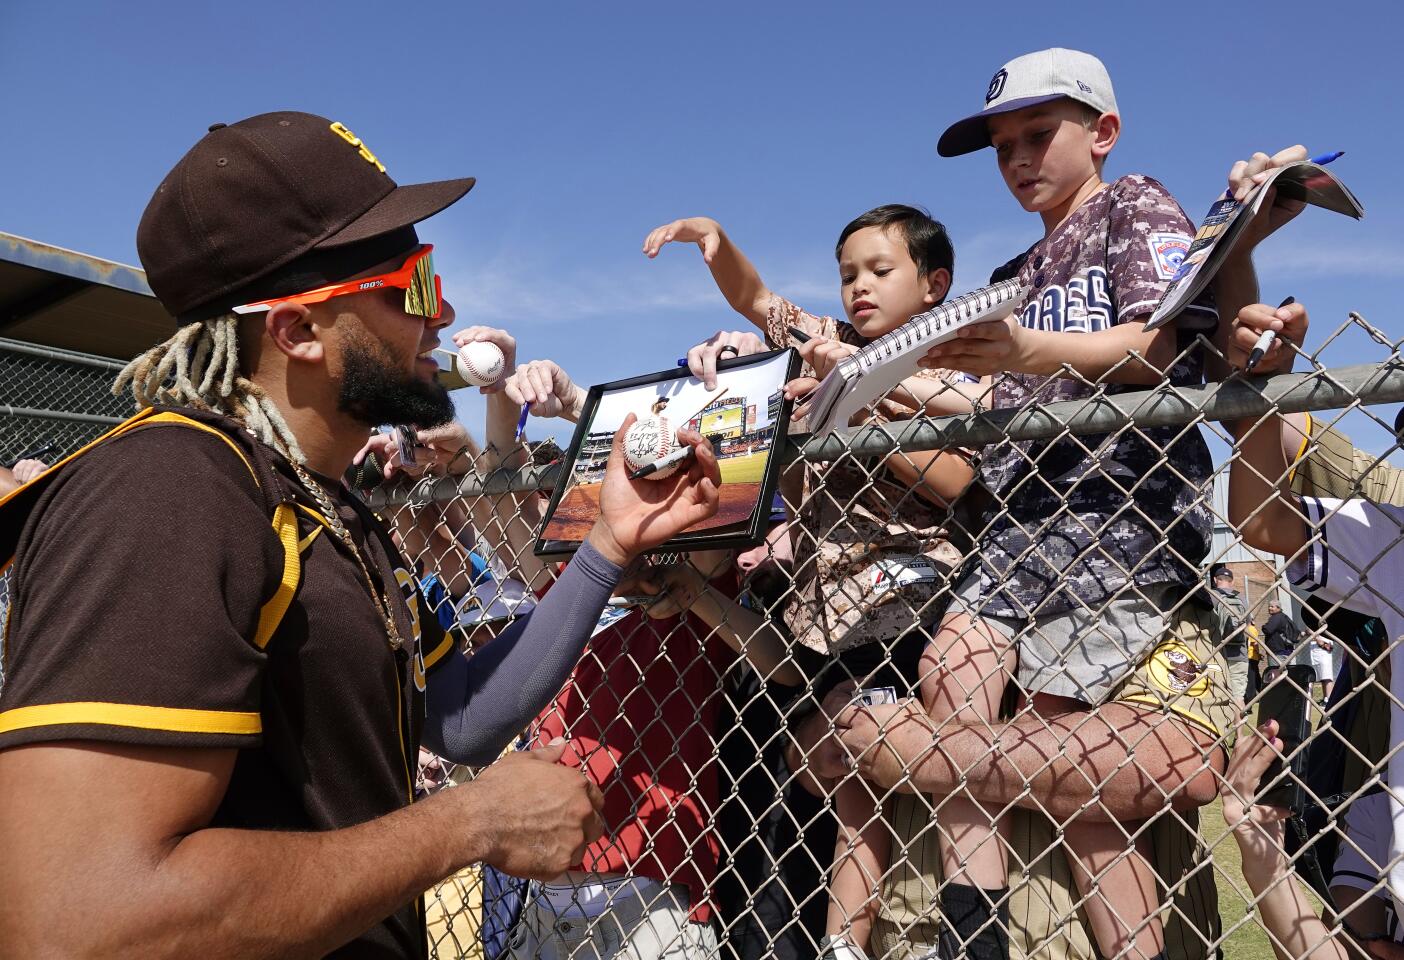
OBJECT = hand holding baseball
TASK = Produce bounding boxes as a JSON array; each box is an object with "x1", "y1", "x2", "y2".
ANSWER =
[
  {"x1": 451, "y1": 326, "x2": 517, "y2": 393},
  {"x1": 586, "y1": 414, "x2": 721, "y2": 567}
]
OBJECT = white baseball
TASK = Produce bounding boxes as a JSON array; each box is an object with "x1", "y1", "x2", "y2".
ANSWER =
[
  {"x1": 622, "y1": 415, "x2": 681, "y2": 479},
  {"x1": 456, "y1": 341, "x2": 505, "y2": 387}
]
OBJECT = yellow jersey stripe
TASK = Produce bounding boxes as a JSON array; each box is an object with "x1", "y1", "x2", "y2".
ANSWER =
[
  {"x1": 0, "y1": 701, "x2": 262, "y2": 736},
  {"x1": 422, "y1": 631, "x2": 456, "y2": 671},
  {"x1": 253, "y1": 503, "x2": 301, "y2": 651},
  {"x1": 1286, "y1": 411, "x2": 1314, "y2": 485}
]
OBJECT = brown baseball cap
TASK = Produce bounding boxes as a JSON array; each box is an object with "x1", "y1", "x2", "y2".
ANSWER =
[{"x1": 137, "y1": 111, "x2": 475, "y2": 321}]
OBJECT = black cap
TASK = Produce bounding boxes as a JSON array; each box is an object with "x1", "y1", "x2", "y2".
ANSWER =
[{"x1": 137, "y1": 111, "x2": 474, "y2": 320}]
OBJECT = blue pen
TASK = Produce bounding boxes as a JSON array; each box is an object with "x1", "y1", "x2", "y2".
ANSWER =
[
  {"x1": 515, "y1": 402, "x2": 530, "y2": 441},
  {"x1": 1224, "y1": 150, "x2": 1343, "y2": 199}
]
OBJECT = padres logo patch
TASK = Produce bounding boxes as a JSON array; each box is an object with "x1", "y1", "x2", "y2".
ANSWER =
[
  {"x1": 986, "y1": 69, "x2": 1008, "y2": 103},
  {"x1": 1147, "y1": 640, "x2": 1210, "y2": 698}
]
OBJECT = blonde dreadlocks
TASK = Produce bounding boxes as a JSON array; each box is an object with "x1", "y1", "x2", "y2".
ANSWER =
[{"x1": 114, "y1": 314, "x2": 308, "y2": 464}]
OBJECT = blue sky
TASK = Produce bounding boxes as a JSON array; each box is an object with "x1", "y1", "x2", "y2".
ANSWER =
[{"x1": 2, "y1": 0, "x2": 1400, "y2": 452}]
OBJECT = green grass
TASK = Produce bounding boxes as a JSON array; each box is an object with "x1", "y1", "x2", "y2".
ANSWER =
[{"x1": 717, "y1": 450, "x2": 769, "y2": 484}]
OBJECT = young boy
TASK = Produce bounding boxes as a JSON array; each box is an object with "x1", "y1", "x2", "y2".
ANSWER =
[
  {"x1": 645, "y1": 206, "x2": 980, "y2": 959},
  {"x1": 918, "y1": 48, "x2": 1216, "y2": 960}
]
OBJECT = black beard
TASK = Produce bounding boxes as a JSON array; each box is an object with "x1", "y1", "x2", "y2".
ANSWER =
[{"x1": 337, "y1": 331, "x2": 454, "y2": 429}]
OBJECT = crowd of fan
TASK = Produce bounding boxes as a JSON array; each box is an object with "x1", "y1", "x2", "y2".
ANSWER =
[{"x1": 373, "y1": 52, "x2": 1404, "y2": 960}]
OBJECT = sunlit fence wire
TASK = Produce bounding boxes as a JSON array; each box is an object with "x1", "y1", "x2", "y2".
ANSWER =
[{"x1": 8, "y1": 314, "x2": 1404, "y2": 960}]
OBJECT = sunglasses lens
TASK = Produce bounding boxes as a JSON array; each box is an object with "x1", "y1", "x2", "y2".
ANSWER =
[{"x1": 405, "y1": 249, "x2": 441, "y2": 319}]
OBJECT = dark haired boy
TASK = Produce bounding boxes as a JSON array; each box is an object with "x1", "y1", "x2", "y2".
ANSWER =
[{"x1": 646, "y1": 208, "x2": 980, "y2": 959}]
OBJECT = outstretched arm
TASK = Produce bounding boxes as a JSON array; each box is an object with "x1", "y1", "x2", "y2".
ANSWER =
[
  {"x1": 1222, "y1": 721, "x2": 1352, "y2": 960},
  {"x1": 643, "y1": 217, "x2": 774, "y2": 329}
]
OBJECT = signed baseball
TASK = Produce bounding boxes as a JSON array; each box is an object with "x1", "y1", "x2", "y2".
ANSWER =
[
  {"x1": 455, "y1": 341, "x2": 505, "y2": 387},
  {"x1": 622, "y1": 415, "x2": 681, "y2": 479}
]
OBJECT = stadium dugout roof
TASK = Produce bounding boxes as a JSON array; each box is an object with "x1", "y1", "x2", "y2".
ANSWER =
[{"x1": 0, "y1": 232, "x2": 172, "y2": 361}]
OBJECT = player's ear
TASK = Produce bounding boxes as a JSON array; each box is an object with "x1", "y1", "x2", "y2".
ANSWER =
[
  {"x1": 922, "y1": 267, "x2": 952, "y2": 305},
  {"x1": 265, "y1": 301, "x2": 323, "y2": 365},
  {"x1": 1092, "y1": 112, "x2": 1120, "y2": 160}
]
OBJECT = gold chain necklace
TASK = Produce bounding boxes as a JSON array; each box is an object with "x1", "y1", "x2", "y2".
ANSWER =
[{"x1": 290, "y1": 460, "x2": 405, "y2": 652}]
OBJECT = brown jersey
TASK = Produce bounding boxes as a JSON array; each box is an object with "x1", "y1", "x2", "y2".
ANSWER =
[{"x1": 0, "y1": 411, "x2": 453, "y2": 958}]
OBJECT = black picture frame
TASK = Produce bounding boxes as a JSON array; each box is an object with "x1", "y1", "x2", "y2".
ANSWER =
[{"x1": 534, "y1": 348, "x2": 801, "y2": 557}]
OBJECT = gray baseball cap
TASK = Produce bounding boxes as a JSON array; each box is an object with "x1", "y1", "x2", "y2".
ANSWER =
[{"x1": 938, "y1": 48, "x2": 1119, "y2": 157}]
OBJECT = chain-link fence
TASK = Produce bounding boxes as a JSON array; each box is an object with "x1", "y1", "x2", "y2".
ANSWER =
[
  {"x1": 5, "y1": 312, "x2": 1404, "y2": 960},
  {"x1": 359, "y1": 311, "x2": 1404, "y2": 960},
  {"x1": 0, "y1": 337, "x2": 127, "y2": 464}
]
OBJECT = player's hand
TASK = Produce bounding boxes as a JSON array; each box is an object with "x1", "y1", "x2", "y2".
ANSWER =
[
  {"x1": 919, "y1": 315, "x2": 1025, "y2": 376},
  {"x1": 460, "y1": 744, "x2": 605, "y2": 881},
  {"x1": 1221, "y1": 720, "x2": 1290, "y2": 886},
  {"x1": 1227, "y1": 301, "x2": 1309, "y2": 374},
  {"x1": 686, "y1": 330, "x2": 766, "y2": 390},
  {"x1": 642, "y1": 217, "x2": 725, "y2": 262},
  {"x1": 451, "y1": 326, "x2": 517, "y2": 394},
  {"x1": 588, "y1": 416, "x2": 721, "y2": 566},
  {"x1": 797, "y1": 334, "x2": 857, "y2": 382},
  {"x1": 1226, "y1": 146, "x2": 1309, "y2": 250},
  {"x1": 10, "y1": 459, "x2": 45, "y2": 484},
  {"x1": 503, "y1": 359, "x2": 586, "y2": 422},
  {"x1": 834, "y1": 698, "x2": 938, "y2": 792}
]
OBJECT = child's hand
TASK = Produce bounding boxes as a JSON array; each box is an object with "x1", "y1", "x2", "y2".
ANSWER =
[
  {"x1": 451, "y1": 326, "x2": 517, "y2": 394},
  {"x1": 503, "y1": 359, "x2": 585, "y2": 421},
  {"x1": 685, "y1": 329, "x2": 766, "y2": 390},
  {"x1": 783, "y1": 375, "x2": 819, "y2": 422},
  {"x1": 642, "y1": 217, "x2": 724, "y2": 262},
  {"x1": 1227, "y1": 146, "x2": 1309, "y2": 251},
  {"x1": 919, "y1": 315, "x2": 1025, "y2": 376},
  {"x1": 797, "y1": 334, "x2": 857, "y2": 381},
  {"x1": 1228, "y1": 301, "x2": 1309, "y2": 374},
  {"x1": 1221, "y1": 720, "x2": 1291, "y2": 885}
]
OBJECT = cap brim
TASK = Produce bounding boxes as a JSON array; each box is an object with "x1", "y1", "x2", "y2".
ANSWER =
[
  {"x1": 318, "y1": 177, "x2": 476, "y2": 248},
  {"x1": 936, "y1": 94, "x2": 1067, "y2": 157}
]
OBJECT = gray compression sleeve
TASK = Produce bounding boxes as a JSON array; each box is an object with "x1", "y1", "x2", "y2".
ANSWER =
[{"x1": 422, "y1": 539, "x2": 622, "y2": 765}]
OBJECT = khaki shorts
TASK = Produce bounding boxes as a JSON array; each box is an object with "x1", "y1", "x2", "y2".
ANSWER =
[
  {"x1": 953, "y1": 569, "x2": 1177, "y2": 706},
  {"x1": 1109, "y1": 598, "x2": 1237, "y2": 745}
]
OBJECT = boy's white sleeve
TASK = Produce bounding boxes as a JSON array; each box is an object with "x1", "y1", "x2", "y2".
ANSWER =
[{"x1": 1289, "y1": 496, "x2": 1404, "y2": 621}]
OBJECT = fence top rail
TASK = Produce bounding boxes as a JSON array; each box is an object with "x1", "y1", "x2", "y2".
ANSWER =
[
  {"x1": 0, "y1": 336, "x2": 128, "y2": 372},
  {"x1": 365, "y1": 359, "x2": 1404, "y2": 508}
]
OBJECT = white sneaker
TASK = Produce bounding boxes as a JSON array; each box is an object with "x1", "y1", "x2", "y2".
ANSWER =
[{"x1": 819, "y1": 936, "x2": 870, "y2": 960}]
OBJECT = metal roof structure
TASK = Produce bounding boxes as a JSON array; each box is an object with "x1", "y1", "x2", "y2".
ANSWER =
[{"x1": 0, "y1": 232, "x2": 172, "y2": 361}]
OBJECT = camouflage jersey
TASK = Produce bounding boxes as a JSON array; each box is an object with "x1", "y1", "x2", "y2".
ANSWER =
[
  {"x1": 975, "y1": 175, "x2": 1215, "y2": 619},
  {"x1": 765, "y1": 295, "x2": 973, "y2": 655}
]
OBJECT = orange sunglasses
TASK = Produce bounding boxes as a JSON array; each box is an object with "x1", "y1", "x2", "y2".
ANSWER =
[{"x1": 233, "y1": 244, "x2": 442, "y2": 319}]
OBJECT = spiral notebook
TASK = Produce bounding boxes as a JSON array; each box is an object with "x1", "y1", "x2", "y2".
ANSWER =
[{"x1": 803, "y1": 278, "x2": 1028, "y2": 438}]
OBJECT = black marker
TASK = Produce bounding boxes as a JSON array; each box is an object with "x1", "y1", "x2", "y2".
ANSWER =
[
  {"x1": 628, "y1": 444, "x2": 696, "y2": 480},
  {"x1": 1245, "y1": 296, "x2": 1295, "y2": 374},
  {"x1": 788, "y1": 326, "x2": 812, "y2": 344}
]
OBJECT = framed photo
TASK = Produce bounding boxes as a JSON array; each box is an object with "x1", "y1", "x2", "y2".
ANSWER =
[{"x1": 535, "y1": 348, "x2": 800, "y2": 556}]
